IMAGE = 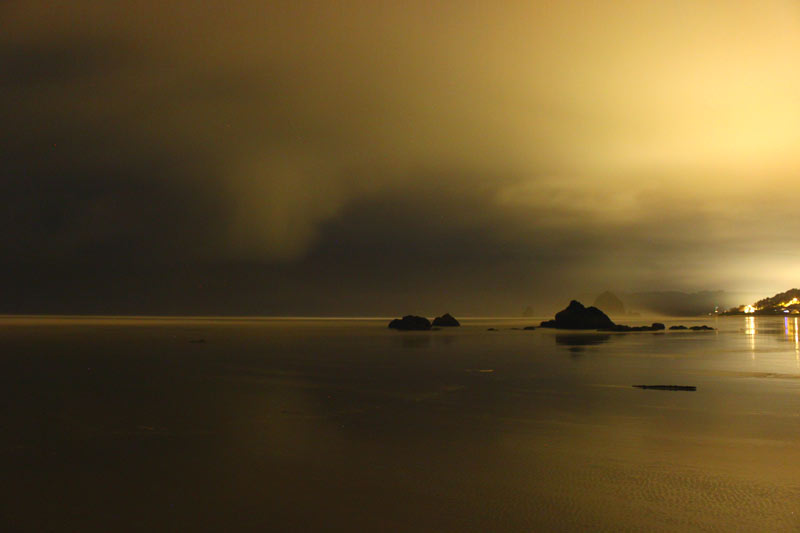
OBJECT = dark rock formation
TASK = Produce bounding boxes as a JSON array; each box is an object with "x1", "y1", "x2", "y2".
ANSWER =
[
  {"x1": 689, "y1": 325, "x2": 715, "y2": 331},
  {"x1": 523, "y1": 326, "x2": 536, "y2": 330},
  {"x1": 541, "y1": 301, "x2": 677, "y2": 332},
  {"x1": 388, "y1": 315, "x2": 431, "y2": 331},
  {"x1": 601, "y1": 322, "x2": 666, "y2": 332},
  {"x1": 633, "y1": 385, "x2": 696, "y2": 391},
  {"x1": 593, "y1": 291, "x2": 626, "y2": 315},
  {"x1": 487, "y1": 327, "x2": 498, "y2": 331},
  {"x1": 540, "y1": 300, "x2": 616, "y2": 330},
  {"x1": 669, "y1": 325, "x2": 688, "y2": 330},
  {"x1": 432, "y1": 313, "x2": 460, "y2": 327}
]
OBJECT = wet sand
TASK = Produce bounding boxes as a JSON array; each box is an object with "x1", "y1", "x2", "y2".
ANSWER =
[{"x1": 1, "y1": 316, "x2": 799, "y2": 531}]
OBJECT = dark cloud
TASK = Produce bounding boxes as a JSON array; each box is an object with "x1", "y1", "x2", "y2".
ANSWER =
[
  {"x1": 0, "y1": 39, "x2": 126, "y2": 88},
  {"x1": 1, "y1": 1, "x2": 799, "y2": 314}
]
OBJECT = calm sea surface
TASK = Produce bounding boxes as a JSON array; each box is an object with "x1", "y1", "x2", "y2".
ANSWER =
[{"x1": 1, "y1": 315, "x2": 799, "y2": 531}]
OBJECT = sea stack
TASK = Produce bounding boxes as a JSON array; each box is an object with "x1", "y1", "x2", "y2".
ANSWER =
[
  {"x1": 593, "y1": 291, "x2": 626, "y2": 315},
  {"x1": 540, "y1": 300, "x2": 616, "y2": 330}
]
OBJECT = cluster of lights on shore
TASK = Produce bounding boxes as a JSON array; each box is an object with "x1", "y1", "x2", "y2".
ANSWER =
[{"x1": 742, "y1": 297, "x2": 800, "y2": 314}]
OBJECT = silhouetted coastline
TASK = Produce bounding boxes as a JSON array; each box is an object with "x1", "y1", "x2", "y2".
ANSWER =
[{"x1": 541, "y1": 300, "x2": 714, "y2": 331}]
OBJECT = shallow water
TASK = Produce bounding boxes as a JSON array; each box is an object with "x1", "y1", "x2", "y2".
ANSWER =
[{"x1": 1, "y1": 315, "x2": 799, "y2": 531}]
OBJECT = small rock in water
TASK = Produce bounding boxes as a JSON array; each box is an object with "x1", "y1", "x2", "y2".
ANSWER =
[
  {"x1": 601, "y1": 322, "x2": 666, "y2": 332},
  {"x1": 432, "y1": 313, "x2": 460, "y2": 327},
  {"x1": 388, "y1": 315, "x2": 432, "y2": 331},
  {"x1": 633, "y1": 385, "x2": 696, "y2": 391}
]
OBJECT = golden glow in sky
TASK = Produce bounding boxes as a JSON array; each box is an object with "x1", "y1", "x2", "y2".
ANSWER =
[{"x1": 3, "y1": 0, "x2": 800, "y2": 311}]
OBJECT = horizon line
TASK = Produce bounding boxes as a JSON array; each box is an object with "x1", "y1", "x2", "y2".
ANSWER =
[{"x1": 0, "y1": 314, "x2": 548, "y2": 321}]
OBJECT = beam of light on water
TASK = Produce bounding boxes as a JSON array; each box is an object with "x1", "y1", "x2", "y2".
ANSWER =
[
  {"x1": 744, "y1": 316, "x2": 756, "y2": 360},
  {"x1": 782, "y1": 316, "x2": 799, "y2": 368}
]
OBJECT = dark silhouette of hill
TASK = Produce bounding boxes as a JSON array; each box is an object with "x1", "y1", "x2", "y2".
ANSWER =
[
  {"x1": 622, "y1": 290, "x2": 733, "y2": 316},
  {"x1": 753, "y1": 288, "x2": 800, "y2": 310},
  {"x1": 593, "y1": 291, "x2": 625, "y2": 315},
  {"x1": 724, "y1": 288, "x2": 800, "y2": 315}
]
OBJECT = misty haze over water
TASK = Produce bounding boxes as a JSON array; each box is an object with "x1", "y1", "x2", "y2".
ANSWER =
[{"x1": 5, "y1": 3, "x2": 800, "y2": 530}]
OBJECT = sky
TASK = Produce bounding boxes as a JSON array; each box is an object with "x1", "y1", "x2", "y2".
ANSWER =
[{"x1": 2, "y1": 1, "x2": 800, "y2": 315}]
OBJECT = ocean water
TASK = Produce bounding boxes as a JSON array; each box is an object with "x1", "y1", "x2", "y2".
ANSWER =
[{"x1": 1, "y1": 315, "x2": 799, "y2": 531}]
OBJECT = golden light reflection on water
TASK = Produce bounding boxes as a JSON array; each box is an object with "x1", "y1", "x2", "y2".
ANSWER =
[
  {"x1": 745, "y1": 316, "x2": 756, "y2": 359},
  {"x1": 778, "y1": 316, "x2": 800, "y2": 368},
  {"x1": 745, "y1": 316, "x2": 800, "y2": 365}
]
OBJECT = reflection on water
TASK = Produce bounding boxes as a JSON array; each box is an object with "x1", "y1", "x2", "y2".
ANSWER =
[
  {"x1": 396, "y1": 334, "x2": 432, "y2": 349},
  {"x1": 742, "y1": 316, "x2": 800, "y2": 366},
  {"x1": 745, "y1": 316, "x2": 756, "y2": 359},
  {"x1": 556, "y1": 333, "x2": 611, "y2": 346},
  {"x1": 393, "y1": 332, "x2": 459, "y2": 349},
  {"x1": 554, "y1": 333, "x2": 613, "y2": 356},
  {"x1": 555, "y1": 334, "x2": 612, "y2": 347},
  {"x1": 786, "y1": 316, "x2": 800, "y2": 367},
  {"x1": 744, "y1": 316, "x2": 756, "y2": 335},
  {"x1": 3, "y1": 317, "x2": 800, "y2": 531}
]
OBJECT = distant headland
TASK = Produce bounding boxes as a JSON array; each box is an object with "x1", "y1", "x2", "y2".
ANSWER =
[
  {"x1": 539, "y1": 300, "x2": 714, "y2": 332},
  {"x1": 586, "y1": 289, "x2": 738, "y2": 317},
  {"x1": 723, "y1": 288, "x2": 800, "y2": 316}
]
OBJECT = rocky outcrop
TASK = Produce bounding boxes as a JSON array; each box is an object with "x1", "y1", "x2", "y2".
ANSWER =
[
  {"x1": 669, "y1": 324, "x2": 715, "y2": 331},
  {"x1": 601, "y1": 322, "x2": 665, "y2": 332},
  {"x1": 388, "y1": 315, "x2": 431, "y2": 331},
  {"x1": 540, "y1": 300, "x2": 616, "y2": 330},
  {"x1": 432, "y1": 313, "x2": 460, "y2": 327},
  {"x1": 633, "y1": 385, "x2": 696, "y2": 391}
]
